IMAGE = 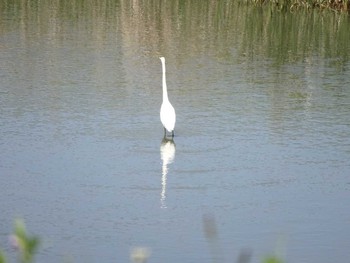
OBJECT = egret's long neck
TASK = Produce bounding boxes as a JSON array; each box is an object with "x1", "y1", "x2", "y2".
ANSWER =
[{"x1": 161, "y1": 61, "x2": 169, "y2": 102}]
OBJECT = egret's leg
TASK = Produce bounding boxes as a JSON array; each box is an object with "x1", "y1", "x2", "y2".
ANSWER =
[
  {"x1": 171, "y1": 130, "x2": 174, "y2": 138},
  {"x1": 163, "y1": 127, "x2": 167, "y2": 137}
]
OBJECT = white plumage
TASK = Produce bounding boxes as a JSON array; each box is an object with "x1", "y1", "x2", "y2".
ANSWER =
[{"x1": 159, "y1": 57, "x2": 176, "y2": 137}]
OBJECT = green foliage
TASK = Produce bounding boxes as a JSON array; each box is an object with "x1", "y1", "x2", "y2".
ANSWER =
[
  {"x1": 263, "y1": 255, "x2": 284, "y2": 263},
  {"x1": 252, "y1": 0, "x2": 350, "y2": 12},
  {"x1": 0, "y1": 250, "x2": 6, "y2": 263},
  {"x1": 12, "y1": 219, "x2": 40, "y2": 263}
]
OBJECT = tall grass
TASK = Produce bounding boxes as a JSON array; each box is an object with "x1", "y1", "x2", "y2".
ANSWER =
[{"x1": 250, "y1": 0, "x2": 350, "y2": 12}]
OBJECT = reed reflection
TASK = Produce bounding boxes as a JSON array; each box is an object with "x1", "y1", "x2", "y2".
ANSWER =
[{"x1": 160, "y1": 138, "x2": 176, "y2": 209}]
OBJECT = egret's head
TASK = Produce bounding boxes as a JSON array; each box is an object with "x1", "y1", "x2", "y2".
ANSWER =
[{"x1": 159, "y1": 57, "x2": 165, "y2": 63}]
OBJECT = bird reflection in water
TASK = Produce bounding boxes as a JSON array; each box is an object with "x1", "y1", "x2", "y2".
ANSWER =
[{"x1": 160, "y1": 137, "x2": 176, "y2": 208}]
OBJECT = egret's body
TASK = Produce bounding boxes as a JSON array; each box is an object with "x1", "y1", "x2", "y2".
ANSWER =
[{"x1": 160, "y1": 57, "x2": 176, "y2": 137}]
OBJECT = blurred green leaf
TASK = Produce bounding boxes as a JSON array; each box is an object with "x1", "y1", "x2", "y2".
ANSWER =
[
  {"x1": 263, "y1": 255, "x2": 284, "y2": 263},
  {"x1": 14, "y1": 219, "x2": 40, "y2": 263},
  {"x1": 0, "y1": 250, "x2": 6, "y2": 263}
]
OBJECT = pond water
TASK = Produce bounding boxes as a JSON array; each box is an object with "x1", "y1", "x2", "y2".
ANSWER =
[{"x1": 1, "y1": 1, "x2": 350, "y2": 263}]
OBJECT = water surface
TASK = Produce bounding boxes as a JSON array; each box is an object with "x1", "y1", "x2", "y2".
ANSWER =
[{"x1": 1, "y1": 1, "x2": 350, "y2": 263}]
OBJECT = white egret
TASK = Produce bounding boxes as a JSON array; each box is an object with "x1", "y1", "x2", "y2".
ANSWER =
[{"x1": 159, "y1": 57, "x2": 176, "y2": 138}]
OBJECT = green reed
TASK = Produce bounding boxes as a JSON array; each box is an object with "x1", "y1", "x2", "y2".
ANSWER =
[{"x1": 250, "y1": 0, "x2": 349, "y2": 12}]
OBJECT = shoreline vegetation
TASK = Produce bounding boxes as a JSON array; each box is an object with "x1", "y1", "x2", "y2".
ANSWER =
[
  {"x1": 249, "y1": 0, "x2": 350, "y2": 12},
  {"x1": 0, "y1": 0, "x2": 349, "y2": 14}
]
